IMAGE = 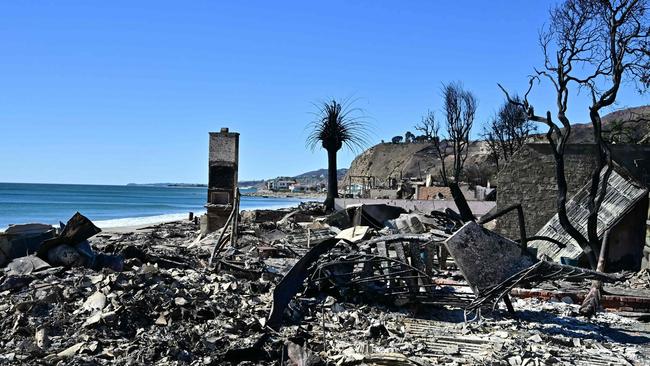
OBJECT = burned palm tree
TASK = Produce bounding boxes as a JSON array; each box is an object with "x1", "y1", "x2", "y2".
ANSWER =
[{"x1": 307, "y1": 99, "x2": 368, "y2": 211}]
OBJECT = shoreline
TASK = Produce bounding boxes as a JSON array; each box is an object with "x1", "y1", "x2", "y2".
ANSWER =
[
  {"x1": 1, "y1": 197, "x2": 313, "y2": 233},
  {"x1": 243, "y1": 190, "x2": 326, "y2": 200}
]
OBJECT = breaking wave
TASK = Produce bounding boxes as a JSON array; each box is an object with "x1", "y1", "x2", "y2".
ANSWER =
[{"x1": 0, "y1": 183, "x2": 311, "y2": 232}]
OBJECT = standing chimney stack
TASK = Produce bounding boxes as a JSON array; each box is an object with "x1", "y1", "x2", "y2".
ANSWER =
[{"x1": 204, "y1": 128, "x2": 239, "y2": 233}]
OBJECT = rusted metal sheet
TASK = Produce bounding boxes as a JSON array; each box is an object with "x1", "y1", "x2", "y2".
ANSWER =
[
  {"x1": 529, "y1": 167, "x2": 648, "y2": 262},
  {"x1": 36, "y1": 212, "x2": 101, "y2": 258}
]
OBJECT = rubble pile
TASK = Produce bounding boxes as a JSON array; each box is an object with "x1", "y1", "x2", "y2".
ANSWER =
[
  {"x1": 625, "y1": 268, "x2": 650, "y2": 290},
  {"x1": 0, "y1": 203, "x2": 649, "y2": 365},
  {"x1": 0, "y1": 221, "x2": 284, "y2": 365}
]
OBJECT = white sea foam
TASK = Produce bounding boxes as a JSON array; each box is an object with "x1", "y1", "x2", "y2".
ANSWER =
[
  {"x1": 93, "y1": 202, "x2": 304, "y2": 229},
  {"x1": 93, "y1": 212, "x2": 204, "y2": 229},
  {"x1": 0, "y1": 214, "x2": 191, "y2": 232},
  {"x1": 0, "y1": 198, "x2": 310, "y2": 232}
]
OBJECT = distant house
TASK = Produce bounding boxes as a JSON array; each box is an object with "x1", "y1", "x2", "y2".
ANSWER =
[
  {"x1": 267, "y1": 177, "x2": 297, "y2": 191},
  {"x1": 289, "y1": 184, "x2": 319, "y2": 193}
]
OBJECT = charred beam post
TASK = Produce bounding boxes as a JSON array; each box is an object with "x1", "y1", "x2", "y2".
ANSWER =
[
  {"x1": 449, "y1": 182, "x2": 475, "y2": 222},
  {"x1": 477, "y1": 203, "x2": 528, "y2": 253}
]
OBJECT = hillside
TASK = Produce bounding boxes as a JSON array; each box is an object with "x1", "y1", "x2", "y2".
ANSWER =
[
  {"x1": 295, "y1": 168, "x2": 348, "y2": 180},
  {"x1": 342, "y1": 140, "x2": 493, "y2": 185},
  {"x1": 531, "y1": 105, "x2": 650, "y2": 143},
  {"x1": 239, "y1": 168, "x2": 348, "y2": 189},
  {"x1": 343, "y1": 106, "x2": 650, "y2": 187}
]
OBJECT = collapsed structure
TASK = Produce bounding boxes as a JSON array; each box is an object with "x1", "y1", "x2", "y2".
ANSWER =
[
  {"x1": 3, "y1": 198, "x2": 648, "y2": 365},
  {"x1": 529, "y1": 167, "x2": 648, "y2": 271},
  {"x1": 497, "y1": 143, "x2": 650, "y2": 272},
  {"x1": 1, "y1": 136, "x2": 650, "y2": 364}
]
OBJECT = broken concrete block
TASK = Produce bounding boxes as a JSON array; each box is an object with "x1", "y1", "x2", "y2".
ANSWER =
[
  {"x1": 0, "y1": 224, "x2": 56, "y2": 266},
  {"x1": 444, "y1": 221, "x2": 534, "y2": 294}
]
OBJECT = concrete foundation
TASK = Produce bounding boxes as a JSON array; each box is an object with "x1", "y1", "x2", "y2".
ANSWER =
[{"x1": 334, "y1": 198, "x2": 496, "y2": 217}]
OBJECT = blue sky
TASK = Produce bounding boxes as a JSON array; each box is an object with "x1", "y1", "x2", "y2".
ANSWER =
[{"x1": 0, "y1": 1, "x2": 647, "y2": 185}]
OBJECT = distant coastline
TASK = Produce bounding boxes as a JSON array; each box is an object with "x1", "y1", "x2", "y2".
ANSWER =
[
  {"x1": 126, "y1": 183, "x2": 208, "y2": 188},
  {"x1": 125, "y1": 167, "x2": 347, "y2": 191}
]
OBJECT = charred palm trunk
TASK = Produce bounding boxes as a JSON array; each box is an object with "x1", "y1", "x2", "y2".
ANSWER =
[{"x1": 324, "y1": 148, "x2": 338, "y2": 211}]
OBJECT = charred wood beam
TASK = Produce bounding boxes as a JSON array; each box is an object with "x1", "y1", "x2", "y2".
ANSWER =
[
  {"x1": 517, "y1": 236, "x2": 567, "y2": 249},
  {"x1": 208, "y1": 205, "x2": 237, "y2": 267},
  {"x1": 477, "y1": 203, "x2": 528, "y2": 252},
  {"x1": 449, "y1": 182, "x2": 475, "y2": 222},
  {"x1": 424, "y1": 242, "x2": 437, "y2": 276},
  {"x1": 267, "y1": 238, "x2": 339, "y2": 330},
  {"x1": 363, "y1": 234, "x2": 442, "y2": 247}
]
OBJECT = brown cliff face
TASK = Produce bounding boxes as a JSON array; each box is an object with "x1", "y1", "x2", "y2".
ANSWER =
[
  {"x1": 342, "y1": 140, "x2": 494, "y2": 185},
  {"x1": 343, "y1": 105, "x2": 650, "y2": 187}
]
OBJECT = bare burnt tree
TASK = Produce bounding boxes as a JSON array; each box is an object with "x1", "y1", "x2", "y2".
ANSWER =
[
  {"x1": 418, "y1": 111, "x2": 450, "y2": 183},
  {"x1": 605, "y1": 119, "x2": 639, "y2": 143},
  {"x1": 442, "y1": 81, "x2": 478, "y2": 183},
  {"x1": 482, "y1": 96, "x2": 536, "y2": 171},
  {"x1": 499, "y1": 0, "x2": 649, "y2": 271},
  {"x1": 483, "y1": 129, "x2": 502, "y2": 172},
  {"x1": 464, "y1": 164, "x2": 491, "y2": 187},
  {"x1": 414, "y1": 110, "x2": 436, "y2": 140}
]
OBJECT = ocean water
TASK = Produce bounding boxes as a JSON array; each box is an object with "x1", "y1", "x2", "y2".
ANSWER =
[{"x1": 0, "y1": 183, "x2": 309, "y2": 230}]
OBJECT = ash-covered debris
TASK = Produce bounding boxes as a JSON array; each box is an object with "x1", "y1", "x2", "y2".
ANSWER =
[{"x1": 0, "y1": 203, "x2": 649, "y2": 365}]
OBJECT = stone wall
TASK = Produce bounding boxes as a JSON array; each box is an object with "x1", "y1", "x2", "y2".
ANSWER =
[
  {"x1": 416, "y1": 186, "x2": 452, "y2": 200},
  {"x1": 496, "y1": 143, "x2": 650, "y2": 240},
  {"x1": 496, "y1": 144, "x2": 599, "y2": 239},
  {"x1": 368, "y1": 189, "x2": 399, "y2": 199},
  {"x1": 334, "y1": 198, "x2": 496, "y2": 217}
]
